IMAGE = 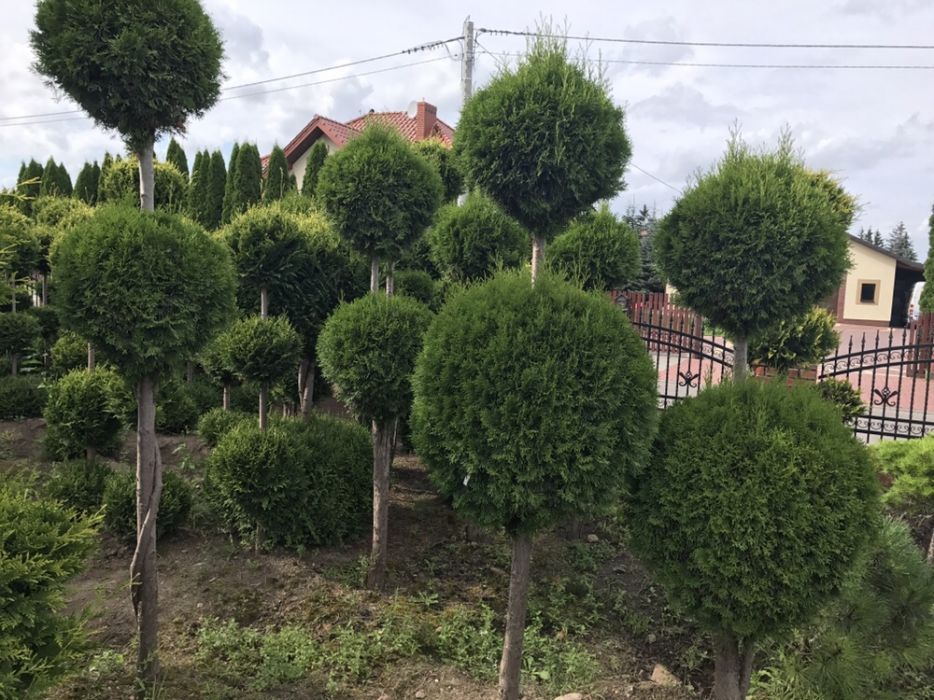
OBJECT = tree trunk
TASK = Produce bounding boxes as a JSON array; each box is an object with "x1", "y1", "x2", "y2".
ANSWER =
[
  {"x1": 259, "y1": 384, "x2": 269, "y2": 431},
  {"x1": 131, "y1": 377, "x2": 162, "y2": 689},
  {"x1": 138, "y1": 139, "x2": 156, "y2": 213},
  {"x1": 712, "y1": 634, "x2": 756, "y2": 700},
  {"x1": 385, "y1": 261, "x2": 395, "y2": 296},
  {"x1": 498, "y1": 532, "x2": 533, "y2": 700},
  {"x1": 370, "y1": 256, "x2": 380, "y2": 294},
  {"x1": 367, "y1": 419, "x2": 394, "y2": 589},
  {"x1": 87, "y1": 343, "x2": 96, "y2": 371},
  {"x1": 10, "y1": 273, "x2": 16, "y2": 312},
  {"x1": 222, "y1": 385, "x2": 231, "y2": 411},
  {"x1": 733, "y1": 335, "x2": 748, "y2": 381},
  {"x1": 927, "y1": 527, "x2": 933, "y2": 564},
  {"x1": 260, "y1": 287, "x2": 269, "y2": 319},
  {"x1": 10, "y1": 354, "x2": 17, "y2": 377},
  {"x1": 299, "y1": 357, "x2": 314, "y2": 420},
  {"x1": 41, "y1": 274, "x2": 48, "y2": 307},
  {"x1": 530, "y1": 236, "x2": 545, "y2": 285},
  {"x1": 185, "y1": 363, "x2": 194, "y2": 383}
]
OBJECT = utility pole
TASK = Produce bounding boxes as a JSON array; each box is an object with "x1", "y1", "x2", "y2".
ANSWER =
[{"x1": 461, "y1": 17, "x2": 475, "y2": 106}]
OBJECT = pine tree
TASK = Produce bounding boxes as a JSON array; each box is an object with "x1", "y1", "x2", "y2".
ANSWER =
[
  {"x1": 187, "y1": 151, "x2": 207, "y2": 225},
  {"x1": 166, "y1": 137, "x2": 189, "y2": 180},
  {"x1": 222, "y1": 142, "x2": 241, "y2": 224},
  {"x1": 207, "y1": 150, "x2": 226, "y2": 230},
  {"x1": 886, "y1": 221, "x2": 917, "y2": 261},
  {"x1": 263, "y1": 145, "x2": 291, "y2": 203},
  {"x1": 230, "y1": 143, "x2": 261, "y2": 218},
  {"x1": 74, "y1": 161, "x2": 99, "y2": 204},
  {"x1": 301, "y1": 141, "x2": 328, "y2": 197}
]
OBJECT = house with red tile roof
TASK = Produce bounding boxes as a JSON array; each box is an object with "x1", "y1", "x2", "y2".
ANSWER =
[{"x1": 273, "y1": 100, "x2": 454, "y2": 191}]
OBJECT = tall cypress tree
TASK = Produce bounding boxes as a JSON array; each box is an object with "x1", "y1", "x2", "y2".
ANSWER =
[
  {"x1": 222, "y1": 142, "x2": 241, "y2": 224},
  {"x1": 74, "y1": 161, "x2": 99, "y2": 204},
  {"x1": 56, "y1": 162, "x2": 73, "y2": 196},
  {"x1": 231, "y1": 143, "x2": 261, "y2": 218},
  {"x1": 40, "y1": 157, "x2": 61, "y2": 196},
  {"x1": 263, "y1": 145, "x2": 291, "y2": 203},
  {"x1": 207, "y1": 150, "x2": 226, "y2": 230},
  {"x1": 301, "y1": 141, "x2": 328, "y2": 197},
  {"x1": 17, "y1": 159, "x2": 45, "y2": 214},
  {"x1": 99, "y1": 153, "x2": 114, "y2": 201},
  {"x1": 187, "y1": 151, "x2": 207, "y2": 225},
  {"x1": 166, "y1": 137, "x2": 189, "y2": 180}
]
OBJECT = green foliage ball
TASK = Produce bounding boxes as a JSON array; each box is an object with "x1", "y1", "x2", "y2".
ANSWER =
[
  {"x1": 317, "y1": 293, "x2": 433, "y2": 424},
  {"x1": 656, "y1": 140, "x2": 852, "y2": 338},
  {"x1": 222, "y1": 316, "x2": 302, "y2": 386},
  {"x1": 816, "y1": 379, "x2": 865, "y2": 422},
  {"x1": 749, "y1": 306, "x2": 840, "y2": 373},
  {"x1": 53, "y1": 204, "x2": 236, "y2": 382},
  {"x1": 0, "y1": 311, "x2": 41, "y2": 357},
  {"x1": 412, "y1": 270, "x2": 657, "y2": 534},
  {"x1": 31, "y1": 196, "x2": 93, "y2": 229},
  {"x1": 0, "y1": 206, "x2": 41, "y2": 276},
  {"x1": 0, "y1": 376, "x2": 46, "y2": 419},
  {"x1": 50, "y1": 330, "x2": 89, "y2": 376},
  {"x1": 394, "y1": 269, "x2": 437, "y2": 309},
  {"x1": 317, "y1": 125, "x2": 443, "y2": 260},
  {"x1": 103, "y1": 469, "x2": 192, "y2": 541},
  {"x1": 0, "y1": 481, "x2": 98, "y2": 696},
  {"x1": 98, "y1": 158, "x2": 188, "y2": 212},
  {"x1": 197, "y1": 408, "x2": 253, "y2": 447},
  {"x1": 628, "y1": 380, "x2": 879, "y2": 641},
  {"x1": 413, "y1": 138, "x2": 463, "y2": 203},
  {"x1": 547, "y1": 205, "x2": 641, "y2": 291},
  {"x1": 456, "y1": 39, "x2": 630, "y2": 238},
  {"x1": 44, "y1": 368, "x2": 131, "y2": 460},
  {"x1": 32, "y1": 0, "x2": 223, "y2": 149},
  {"x1": 44, "y1": 460, "x2": 112, "y2": 513},
  {"x1": 206, "y1": 416, "x2": 371, "y2": 548},
  {"x1": 426, "y1": 193, "x2": 528, "y2": 284},
  {"x1": 872, "y1": 436, "x2": 934, "y2": 522}
]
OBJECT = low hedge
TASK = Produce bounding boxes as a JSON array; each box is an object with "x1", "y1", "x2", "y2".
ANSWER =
[
  {"x1": 197, "y1": 408, "x2": 253, "y2": 448},
  {"x1": 102, "y1": 470, "x2": 193, "y2": 541},
  {"x1": 0, "y1": 376, "x2": 46, "y2": 419},
  {"x1": 44, "y1": 460, "x2": 112, "y2": 513}
]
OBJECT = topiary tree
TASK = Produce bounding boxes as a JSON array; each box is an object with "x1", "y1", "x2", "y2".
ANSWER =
[
  {"x1": 187, "y1": 150, "x2": 208, "y2": 225},
  {"x1": 52, "y1": 203, "x2": 235, "y2": 683},
  {"x1": 206, "y1": 150, "x2": 227, "y2": 230},
  {"x1": 0, "y1": 207, "x2": 40, "y2": 312},
  {"x1": 44, "y1": 367, "x2": 131, "y2": 461},
  {"x1": 51, "y1": 330, "x2": 91, "y2": 376},
  {"x1": 317, "y1": 293, "x2": 433, "y2": 587},
  {"x1": 655, "y1": 136, "x2": 853, "y2": 378},
  {"x1": 0, "y1": 311, "x2": 41, "y2": 376},
  {"x1": 222, "y1": 143, "x2": 241, "y2": 225},
  {"x1": 317, "y1": 125, "x2": 442, "y2": 292},
  {"x1": 300, "y1": 141, "x2": 328, "y2": 197},
  {"x1": 749, "y1": 306, "x2": 839, "y2": 375},
  {"x1": 73, "y1": 161, "x2": 100, "y2": 205},
  {"x1": 627, "y1": 380, "x2": 879, "y2": 700},
  {"x1": 220, "y1": 316, "x2": 302, "y2": 430},
  {"x1": 411, "y1": 270, "x2": 657, "y2": 699},
  {"x1": 99, "y1": 158, "x2": 187, "y2": 213},
  {"x1": 200, "y1": 333, "x2": 238, "y2": 411},
  {"x1": 32, "y1": 0, "x2": 223, "y2": 214},
  {"x1": 456, "y1": 36, "x2": 631, "y2": 282},
  {"x1": 548, "y1": 204, "x2": 641, "y2": 291},
  {"x1": 0, "y1": 480, "x2": 99, "y2": 697},
  {"x1": 427, "y1": 193, "x2": 528, "y2": 284},
  {"x1": 414, "y1": 138, "x2": 463, "y2": 203},
  {"x1": 165, "y1": 137, "x2": 189, "y2": 180},
  {"x1": 227, "y1": 143, "x2": 262, "y2": 219},
  {"x1": 263, "y1": 145, "x2": 292, "y2": 203}
]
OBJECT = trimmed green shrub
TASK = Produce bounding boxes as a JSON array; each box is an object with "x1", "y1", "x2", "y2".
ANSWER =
[
  {"x1": 394, "y1": 269, "x2": 436, "y2": 309},
  {"x1": 206, "y1": 416, "x2": 371, "y2": 548},
  {"x1": 817, "y1": 379, "x2": 865, "y2": 421},
  {"x1": 547, "y1": 205, "x2": 641, "y2": 291},
  {"x1": 0, "y1": 481, "x2": 99, "y2": 697},
  {"x1": 44, "y1": 368, "x2": 131, "y2": 460},
  {"x1": 103, "y1": 470, "x2": 192, "y2": 541},
  {"x1": 426, "y1": 194, "x2": 528, "y2": 284},
  {"x1": 32, "y1": 196, "x2": 93, "y2": 229},
  {"x1": 628, "y1": 380, "x2": 880, "y2": 699},
  {"x1": 413, "y1": 138, "x2": 463, "y2": 203},
  {"x1": 44, "y1": 460, "x2": 112, "y2": 513},
  {"x1": 0, "y1": 376, "x2": 46, "y2": 419},
  {"x1": 749, "y1": 307, "x2": 840, "y2": 373},
  {"x1": 0, "y1": 311, "x2": 41, "y2": 373},
  {"x1": 97, "y1": 158, "x2": 188, "y2": 213},
  {"x1": 751, "y1": 518, "x2": 934, "y2": 700},
  {"x1": 26, "y1": 306, "x2": 59, "y2": 348},
  {"x1": 300, "y1": 141, "x2": 328, "y2": 197},
  {"x1": 872, "y1": 437, "x2": 934, "y2": 544},
  {"x1": 50, "y1": 330, "x2": 89, "y2": 376},
  {"x1": 197, "y1": 407, "x2": 253, "y2": 447},
  {"x1": 222, "y1": 315, "x2": 302, "y2": 387}
]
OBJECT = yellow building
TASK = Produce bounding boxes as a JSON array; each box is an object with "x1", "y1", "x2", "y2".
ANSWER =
[{"x1": 826, "y1": 235, "x2": 924, "y2": 326}]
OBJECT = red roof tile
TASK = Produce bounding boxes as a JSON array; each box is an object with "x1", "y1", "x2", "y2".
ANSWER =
[{"x1": 345, "y1": 111, "x2": 454, "y2": 146}]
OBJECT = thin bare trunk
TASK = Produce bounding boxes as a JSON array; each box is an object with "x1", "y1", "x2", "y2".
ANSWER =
[
  {"x1": 385, "y1": 261, "x2": 395, "y2": 296},
  {"x1": 712, "y1": 634, "x2": 755, "y2": 700},
  {"x1": 10, "y1": 355, "x2": 17, "y2": 377},
  {"x1": 222, "y1": 385, "x2": 231, "y2": 411},
  {"x1": 87, "y1": 343, "x2": 96, "y2": 371},
  {"x1": 10, "y1": 273, "x2": 16, "y2": 312},
  {"x1": 260, "y1": 287, "x2": 269, "y2": 319},
  {"x1": 299, "y1": 357, "x2": 314, "y2": 420},
  {"x1": 370, "y1": 256, "x2": 380, "y2": 294},
  {"x1": 530, "y1": 236, "x2": 545, "y2": 285},
  {"x1": 185, "y1": 363, "x2": 193, "y2": 383},
  {"x1": 138, "y1": 140, "x2": 155, "y2": 213},
  {"x1": 733, "y1": 335, "x2": 748, "y2": 381},
  {"x1": 131, "y1": 377, "x2": 161, "y2": 689},
  {"x1": 367, "y1": 419, "x2": 394, "y2": 589},
  {"x1": 259, "y1": 384, "x2": 269, "y2": 431},
  {"x1": 927, "y1": 527, "x2": 934, "y2": 564},
  {"x1": 86, "y1": 447, "x2": 96, "y2": 463},
  {"x1": 498, "y1": 532, "x2": 533, "y2": 700},
  {"x1": 41, "y1": 274, "x2": 48, "y2": 306}
]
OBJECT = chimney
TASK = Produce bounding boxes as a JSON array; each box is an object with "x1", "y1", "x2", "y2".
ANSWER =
[{"x1": 415, "y1": 101, "x2": 437, "y2": 140}]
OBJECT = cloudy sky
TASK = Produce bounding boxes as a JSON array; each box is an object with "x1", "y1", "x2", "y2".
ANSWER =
[{"x1": 2, "y1": 0, "x2": 932, "y2": 257}]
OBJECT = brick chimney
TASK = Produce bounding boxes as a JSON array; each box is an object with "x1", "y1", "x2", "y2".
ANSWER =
[{"x1": 415, "y1": 101, "x2": 437, "y2": 140}]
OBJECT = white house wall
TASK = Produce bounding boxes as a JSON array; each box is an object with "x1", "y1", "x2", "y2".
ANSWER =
[{"x1": 290, "y1": 135, "x2": 338, "y2": 192}]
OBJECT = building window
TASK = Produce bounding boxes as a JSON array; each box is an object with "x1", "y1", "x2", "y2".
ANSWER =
[{"x1": 857, "y1": 280, "x2": 879, "y2": 305}]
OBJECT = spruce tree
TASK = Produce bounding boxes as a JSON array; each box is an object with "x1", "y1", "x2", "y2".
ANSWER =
[
  {"x1": 187, "y1": 151, "x2": 207, "y2": 226},
  {"x1": 301, "y1": 141, "x2": 328, "y2": 197},
  {"x1": 263, "y1": 145, "x2": 290, "y2": 203},
  {"x1": 165, "y1": 137, "x2": 189, "y2": 179},
  {"x1": 222, "y1": 142, "x2": 240, "y2": 224},
  {"x1": 886, "y1": 221, "x2": 917, "y2": 261},
  {"x1": 207, "y1": 150, "x2": 226, "y2": 230}
]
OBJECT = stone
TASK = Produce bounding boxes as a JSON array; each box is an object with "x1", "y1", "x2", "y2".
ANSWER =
[
  {"x1": 586, "y1": 534, "x2": 599, "y2": 543},
  {"x1": 415, "y1": 691, "x2": 426, "y2": 699},
  {"x1": 646, "y1": 632, "x2": 657, "y2": 644},
  {"x1": 553, "y1": 694, "x2": 583, "y2": 700},
  {"x1": 651, "y1": 664, "x2": 680, "y2": 687}
]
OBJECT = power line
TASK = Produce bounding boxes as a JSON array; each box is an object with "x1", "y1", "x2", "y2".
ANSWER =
[
  {"x1": 630, "y1": 163, "x2": 680, "y2": 192},
  {"x1": 478, "y1": 27, "x2": 934, "y2": 51},
  {"x1": 0, "y1": 37, "x2": 463, "y2": 124}
]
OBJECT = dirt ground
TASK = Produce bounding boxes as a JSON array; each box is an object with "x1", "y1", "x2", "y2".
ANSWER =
[{"x1": 2, "y1": 419, "x2": 702, "y2": 700}]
